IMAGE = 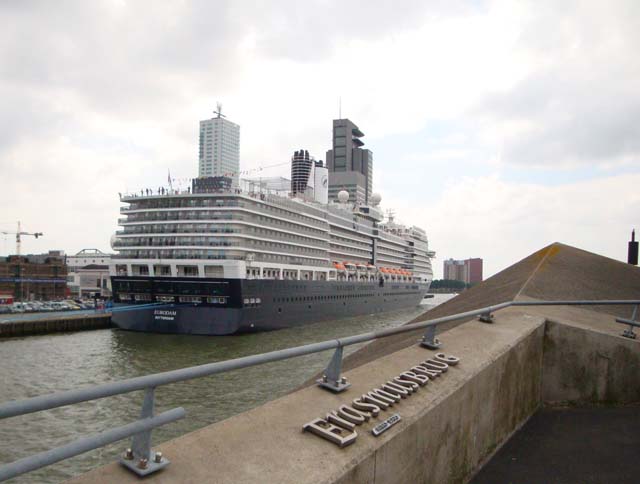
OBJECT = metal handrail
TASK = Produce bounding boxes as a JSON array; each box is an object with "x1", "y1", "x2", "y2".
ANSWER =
[{"x1": 0, "y1": 299, "x2": 638, "y2": 481}]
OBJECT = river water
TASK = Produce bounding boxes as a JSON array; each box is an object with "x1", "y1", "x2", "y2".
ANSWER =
[{"x1": 0, "y1": 294, "x2": 454, "y2": 483}]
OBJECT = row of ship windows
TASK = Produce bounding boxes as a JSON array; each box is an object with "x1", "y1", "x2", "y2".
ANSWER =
[
  {"x1": 115, "y1": 251, "x2": 327, "y2": 265},
  {"x1": 115, "y1": 238, "x2": 326, "y2": 254},
  {"x1": 126, "y1": 212, "x2": 324, "y2": 233},
  {"x1": 271, "y1": 290, "x2": 418, "y2": 304},
  {"x1": 273, "y1": 293, "x2": 376, "y2": 303},
  {"x1": 126, "y1": 199, "x2": 326, "y2": 230},
  {"x1": 119, "y1": 294, "x2": 229, "y2": 304},
  {"x1": 120, "y1": 228, "x2": 326, "y2": 247}
]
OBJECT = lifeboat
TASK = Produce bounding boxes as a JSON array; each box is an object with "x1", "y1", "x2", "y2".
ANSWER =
[
  {"x1": 343, "y1": 261, "x2": 357, "y2": 271},
  {"x1": 356, "y1": 263, "x2": 368, "y2": 271},
  {"x1": 333, "y1": 261, "x2": 346, "y2": 271},
  {"x1": 367, "y1": 264, "x2": 377, "y2": 271}
]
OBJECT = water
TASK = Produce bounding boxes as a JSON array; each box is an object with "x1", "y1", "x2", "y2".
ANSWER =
[{"x1": 0, "y1": 294, "x2": 453, "y2": 483}]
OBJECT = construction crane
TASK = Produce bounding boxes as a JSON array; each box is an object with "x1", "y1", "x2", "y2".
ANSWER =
[{"x1": 1, "y1": 221, "x2": 43, "y2": 256}]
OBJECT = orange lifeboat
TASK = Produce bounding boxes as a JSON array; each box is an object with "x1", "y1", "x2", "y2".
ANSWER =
[{"x1": 343, "y1": 261, "x2": 357, "y2": 271}]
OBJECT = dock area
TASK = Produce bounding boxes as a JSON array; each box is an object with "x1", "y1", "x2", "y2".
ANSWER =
[{"x1": 0, "y1": 312, "x2": 112, "y2": 337}]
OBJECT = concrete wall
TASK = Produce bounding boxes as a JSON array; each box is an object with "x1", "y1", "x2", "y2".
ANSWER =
[
  {"x1": 366, "y1": 325, "x2": 544, "y2": 484},
  {"x1": 542, "y1": 319, "x2": 640, "y2": 405}
]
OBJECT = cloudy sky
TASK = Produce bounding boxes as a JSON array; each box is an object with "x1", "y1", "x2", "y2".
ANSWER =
[{"x1": 1, "y1": 0, "x2": 638, "y2": 278}]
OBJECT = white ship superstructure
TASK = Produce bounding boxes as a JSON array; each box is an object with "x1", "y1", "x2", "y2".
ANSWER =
[
  {"x1": 108, "y1": 114, "x2": 435, "y2": 334},
  {"x1": 111, "y1": 184, "x2": 434, "y2": 289}
]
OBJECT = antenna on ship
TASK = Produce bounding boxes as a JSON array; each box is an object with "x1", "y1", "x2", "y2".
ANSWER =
[
  {"x1": 386, "y1": 209, "x2": 396, "y2": 223},
  {"x1": 213, "y1": 102, "x2": 225, "y2": 119}
]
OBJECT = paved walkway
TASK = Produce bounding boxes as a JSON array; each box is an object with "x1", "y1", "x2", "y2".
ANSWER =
[{"x1": 471, "y1": 406, "x2": 640, "y2": 484}]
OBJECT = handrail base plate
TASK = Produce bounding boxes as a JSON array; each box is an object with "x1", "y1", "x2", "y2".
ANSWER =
[
  {"x1": 316, "y1": 378, "x2": 351, "y2": 393},
  {"x1": 120, "y1": 452, "x2": 170, "y2": 476}
]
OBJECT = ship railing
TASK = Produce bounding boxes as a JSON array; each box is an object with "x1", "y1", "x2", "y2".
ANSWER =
[{"x1": 0, "y1": 299, "x2": 638, "y2": 482}]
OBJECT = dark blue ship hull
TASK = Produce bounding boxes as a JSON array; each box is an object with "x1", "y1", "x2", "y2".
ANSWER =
[{"x1": 110, "y1": 276, "x2": 429, "y2": 335}]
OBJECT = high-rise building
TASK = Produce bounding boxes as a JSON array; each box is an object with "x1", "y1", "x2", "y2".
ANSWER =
[
  {"x1": 443, "y1": 258, "x2": 483, "y2": 284},
  {"x1": 198, "y1": 107, "x2": 240, "y2": 185},
  {"x1": 326, "y1": 118, "x2": 373, "y2": 204}
]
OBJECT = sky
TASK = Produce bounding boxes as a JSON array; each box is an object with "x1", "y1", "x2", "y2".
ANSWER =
[{"x1": 1, "y1": 0, "x2": 639, "y2": 279}]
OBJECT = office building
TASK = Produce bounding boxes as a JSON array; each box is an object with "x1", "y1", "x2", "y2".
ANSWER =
[
  {"x1": 443, "y1": 258, "x2": 483, "y2": 285},
  {"x1": 198, "y1": 107, "x2": 240, "y2": 185},
  {"x1": 326, "y1": 119, "x2": 373, "y2": 204}
]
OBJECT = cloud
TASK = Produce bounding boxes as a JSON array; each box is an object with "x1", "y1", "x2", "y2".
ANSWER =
[
  {"x1": 393, "y1": 173, "x2": 640, "y2": 278},
  {"x1": 2, "y1": 0, "x2": 639, "y2": 279},
  {"x1": 474, "y1": 0, "x2": 640, "y2": 168}
]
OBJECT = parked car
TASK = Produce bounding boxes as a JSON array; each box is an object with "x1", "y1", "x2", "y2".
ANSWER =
[
  {"x1": 0, "y1": 306, "x2": 11, "y2": 314},
  {"x1": 11, "y1": 303, "x2": 26, "y2": 313}
]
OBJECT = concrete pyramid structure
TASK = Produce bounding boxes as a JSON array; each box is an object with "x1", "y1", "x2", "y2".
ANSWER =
[{"x1": 342, "y1": 242, "x2": 640, "y2": 372}]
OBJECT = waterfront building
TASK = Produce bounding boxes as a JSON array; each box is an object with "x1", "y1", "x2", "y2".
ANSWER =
[
  {"x1": 65, "y1": 249, "x2": 113, "y2": 298},
  {"x1": 0, "y1": 252, "x2": 67, "y2": 301},
  {"x1": 67, "y1": 264, "x2": 110, "y2": 298},
  {"x1": 325, "y1": 119, "x2": 373, "y2": 204},
  {"x1": 198, "y1": 107, "x2": 240, "y2": 185},
  {"x1": 443, "y1": 258, "x2": 483, "y2": 284}
]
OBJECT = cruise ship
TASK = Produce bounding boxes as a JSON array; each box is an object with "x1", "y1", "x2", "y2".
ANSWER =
[{"x1": 109, "y1": 119, "x2": 435, "y2": 335}]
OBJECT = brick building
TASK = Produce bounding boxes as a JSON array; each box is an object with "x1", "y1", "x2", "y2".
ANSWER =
[
  {"x1": 443, "y1": 258, "x2": 483, "y2": 285},
  {"x1": 0, "y1": 252, "x2": 67, "y2": 301}
]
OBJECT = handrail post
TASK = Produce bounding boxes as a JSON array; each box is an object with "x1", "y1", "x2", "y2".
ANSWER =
[
  {"x1": 420, "y1": 325, "x2": 442, "y2": 349},
  {"x1": 478, "y1": 311, "x2": 494, "y2": 323},
  {"x1": 317, "y1": 345, "x2": 350, "y2": 393},
  {"x1": 120, "y1": 387, "x2": 171, "y2": 476},
  {"x1": 622, "y1": 304, "x2": 638, "y2": 339}
]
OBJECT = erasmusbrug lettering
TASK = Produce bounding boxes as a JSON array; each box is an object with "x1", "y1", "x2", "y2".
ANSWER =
[{"x1": 303, "y1": 353, "x2": 460, "y2": 447}]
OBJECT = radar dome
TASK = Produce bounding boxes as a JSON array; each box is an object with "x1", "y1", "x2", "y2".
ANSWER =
[
  {"x1": 110, "y1": 234, "x2": 118, "y2": 250},
  {"x1": 337, "y1": 190, "x2": 349, "y2": 203},
  {"x1": 370, "y1": 193, "x2": 382, "y2": 206}
]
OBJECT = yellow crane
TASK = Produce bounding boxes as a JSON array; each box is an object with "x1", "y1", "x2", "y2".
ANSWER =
[{"x1": 1, "y1": 221, "x2": 43, "y2": 256}]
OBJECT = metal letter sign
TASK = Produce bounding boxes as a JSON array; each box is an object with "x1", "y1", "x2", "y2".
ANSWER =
[{"x1": 303, "y1": 353, "x2": 461, "y2": 447}]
